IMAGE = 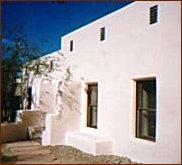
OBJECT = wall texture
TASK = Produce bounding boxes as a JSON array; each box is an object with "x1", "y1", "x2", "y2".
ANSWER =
[
  {"x1": 42, "y1": 82, "x2": 82, "y2": 145},
  {"x1": 61, "y1": 1, "x2": 181, "y2": 163},
  {"x1": 1, "y1": 123, "x2": 28, "y2": 143},
  {"x1": 1, "y1": 110, "x2": 46, "y2": 143}
]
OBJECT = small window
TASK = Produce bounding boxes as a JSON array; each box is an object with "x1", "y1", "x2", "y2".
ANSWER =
[
  {"x1": 136, "y1": 78, "x2": 156, "y2": 141},
  {"x1": 87, "y1": 83, "x2": 98, "y2": 128},
  {"x1": 35, "y1": 60, "x2": 40, "y2": 74},
  {"x1": 149, "y1": 5, "x2": 158, "y2": 24},
  {"x1": 27, "y1": 87, "x2": 32, "y2": 110},
  {"x1": 36, "y1": 64, "x2": 39, "y2": 74},
  {"x1": 50, "y1": 60, "x2": 53, "y2": 71},
  {"x1": 70, "y1": 40, "x2": 73, "y2": 51},
  {"x1": 25, "y1": 67, "x2": 28, "y2": 75},
  {"x1": 100, "y1": 27, "x2": 105, "y2": 41}
]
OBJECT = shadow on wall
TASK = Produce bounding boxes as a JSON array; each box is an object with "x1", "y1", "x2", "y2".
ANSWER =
[
  {"x1": 42, "y1": 81, "x2": 82, "y2": 146},
  {"x1": 1, "y1": 110, "x2": 46, "y2": 143}
]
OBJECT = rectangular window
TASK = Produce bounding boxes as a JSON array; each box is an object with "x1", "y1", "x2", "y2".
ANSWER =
[
  {"x1": 35, "y1": 60, "x2": 40, "y2": 74},
  {"x1": 25, "y1": 67, "x2": 28, "y2": 75},
  {"x1": 87, "y1": 83, "x2": 98, "y2": 128},
  {"x1": 36, "y1": 64, "x2": 39, "y2": 74},
  {"x1": 136, "y1": 79, "x2": 156, "y2": 141},
  {"x1": 149, "y1": 5, "x2": 158, "y2": 24},
  {"x1": 70, "y1": 40, "x2": 73, "y2": 51},
  {"x1": 50, "y1": 60, "x2": 53, "y2": 71},
  {"x1": 27, "y1": 87, "x2": 32, "y2": 110},
  {"x1": 100, "y1": 27, "x2": 105, "y2": 41}
]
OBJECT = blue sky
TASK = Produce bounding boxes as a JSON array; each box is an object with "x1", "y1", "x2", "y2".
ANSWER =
[{"x1": 2, "y1": 1, "x2": 132, "y2": 56}]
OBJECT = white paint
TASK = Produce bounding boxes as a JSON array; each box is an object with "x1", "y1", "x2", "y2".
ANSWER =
[
  {"x1": 41, "y1": 82, "x2": 82, "y2": 146},
  {"x1": 30, "y1": 1, "x2": 180, "y2": 164},
  {"x1": 65, "y1": 132, "x2": 113, "y2": 155},
  {"x1": 1, "y1": 110, "x2": 47, "y2": 143},
  {"x1": 60, "y1": 1, "x2": 181, "y2": 163}
]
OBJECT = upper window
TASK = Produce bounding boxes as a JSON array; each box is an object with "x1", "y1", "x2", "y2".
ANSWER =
[
  {"x1": 149, "y1": 5, "x2": 158, "y2": 24},
  {"x1": 36, "y1": 64, "x2": 40, "y2": 74},
  {"x1": 100, "y1": 27, "x2": 105, "y2": 41},
  {"x1": 136, "y1": 78, "x2": 156, "y2": 141},
  {"x1": 70, "y1": 40, "x2": 73, "y2": 51},
  {"x1": 50, "y1": 60, "x2": 53, "y2": 71},
  {"x1": 87, "y1": 83, "x2": 98, "y2": 128},
  {"x1": 25, "y1": 67, "x2": 29, "y2": 75}
]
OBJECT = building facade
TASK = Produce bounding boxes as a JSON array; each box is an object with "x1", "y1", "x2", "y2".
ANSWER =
[{"x1": 28, "y1": 1, "x2": 181, "y2": 163}]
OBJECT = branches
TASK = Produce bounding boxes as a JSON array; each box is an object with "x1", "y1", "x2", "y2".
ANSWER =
[{"x1": 2, "y1": 23, "x2": 41, "y2": 122}]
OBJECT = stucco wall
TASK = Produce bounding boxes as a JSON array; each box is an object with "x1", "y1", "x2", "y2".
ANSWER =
[
  {"x1": 42, "y1": 81, "x2": 82, "y2": 145},
  {"x1": 16, "y1": 110, "x2": 46, "y2": 127},
  {"x1": 39, "y1": 83, "x2": 57, "y2": 113},
  {"x1": 1, "y1": 110, "x2": 46, "y2": 143},
  {"x1": 61, "y1": 1, "x2": 181, "y2": 163},
  {"x1": 1, "y1": 123, "x2": 28, "y2": 143}
]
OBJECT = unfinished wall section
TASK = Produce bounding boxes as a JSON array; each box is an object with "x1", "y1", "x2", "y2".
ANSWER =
[
  {"x1": 1, "y1": 110, "x2": 46, "y2": 143},
  {"x1": 42, "y1": 82, "x2": 82, "y2": 145}
]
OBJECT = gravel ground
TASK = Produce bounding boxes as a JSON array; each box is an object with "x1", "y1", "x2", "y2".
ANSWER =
[{"x1": 1, "y1": 140, "x2": 141, "y2": 164}]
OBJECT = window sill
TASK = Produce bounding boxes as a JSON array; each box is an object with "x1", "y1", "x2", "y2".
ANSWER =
[
  {"x1": 87, "y1": 125, "x2": 97, "y2": 129},
  {"x1": 131, "y1": 137, "x2": 157, "y2": 145}
]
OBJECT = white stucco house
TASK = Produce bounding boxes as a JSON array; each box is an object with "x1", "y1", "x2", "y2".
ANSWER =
[{"x1": 24, "y1": 1, "x2": 181, "y2": 164}]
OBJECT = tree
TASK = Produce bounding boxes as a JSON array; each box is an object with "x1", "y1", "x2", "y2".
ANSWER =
[{"x1": 2, "y1": 23, "x2": 41, "y2": 122}]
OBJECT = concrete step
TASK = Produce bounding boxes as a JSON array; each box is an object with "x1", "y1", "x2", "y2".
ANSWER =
[{"x1": 28, "y1": 126, "x2": 45, "y2": 140}]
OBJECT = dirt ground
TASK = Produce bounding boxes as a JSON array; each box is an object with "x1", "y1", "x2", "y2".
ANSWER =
[{"x1": 1, "y1": 140, "x2": 140, "y2": 164}]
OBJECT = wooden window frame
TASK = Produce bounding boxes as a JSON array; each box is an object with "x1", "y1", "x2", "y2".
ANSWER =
[
  {"x1": 87, "y1": 83, "x2": 98, "y2": 129},
  {"x1": 136, "y1": 78, "x2": 156, "y2": 141}
]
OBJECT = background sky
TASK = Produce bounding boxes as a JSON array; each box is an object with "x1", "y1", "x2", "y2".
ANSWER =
[{"x1": 2, "y1": 1, "x2": 132, "y2": 56}]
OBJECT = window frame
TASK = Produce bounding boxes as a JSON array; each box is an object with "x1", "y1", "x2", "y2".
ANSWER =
[
  {"x1": 49, "y1": 60, "x2": 53, "y2": 71},
  {"x1": 149, "y1": 5, "x2": 158, "y2": 24},
  {"x1": 70, "y1": 40, "x2": 73, "y2": 52},
  {"x1": 27, "y1": 87, "x2": 32, "y2": 110},
  {"x1": 86, "y1": 82, "x2": 98, "y2": 129},
  {"x1": 100, "y1": 27, "x2": 105, "y2": 41},
  {"x1": 135, "y1": 78, "x2": 157, "y2": 142}
]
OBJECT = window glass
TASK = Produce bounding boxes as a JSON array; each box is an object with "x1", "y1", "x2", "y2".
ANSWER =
[
  {"x1": 87, "y1": 83, "x2": 98, "y2": 128},
  {"x1": 136, "y1": 79, "x2": 156, "y2": 141}
]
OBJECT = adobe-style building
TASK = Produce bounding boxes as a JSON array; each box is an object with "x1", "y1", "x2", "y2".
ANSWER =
[{"x1": 25, "y1": 1, "x2": 181, "y2": 163}]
